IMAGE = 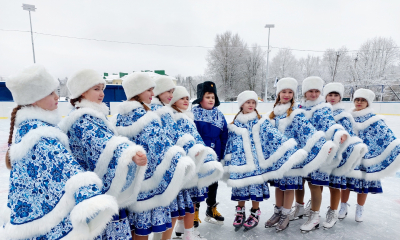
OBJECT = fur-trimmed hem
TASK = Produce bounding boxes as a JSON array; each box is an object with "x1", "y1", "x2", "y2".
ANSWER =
[
  {"x1": 59, "y1": 107, "x2": 117, "y2": 135},
  {"x1": 3, "y1": 172, "x2": 110, "y2": 239},
  {"x1": 115, "y1": 111, "x2": 161, "y2": 138},
  {"x1": 197, "y1": 161, "x2": 224, "y2": 189},
  {"x1": 10, "y1": 126, "x2": 71, "y2": 162},
  {"x1": 363, "y1": 139, "x2": 400, "y2": 167},
  {"x1": 176, "y1": 134, "x2": 196, "y2": 149},
  {"x1": 326, "y1": 124, "x2": 346, "y2": 141},
  {"x1": 353, "y1": 115, "x2": 383, "y2": 134},
  {"x1": 15, "y1": 106, "x2": 61, "y2": 127},
  {"x1": 331, "y1": 141, "x2": 367, "y2": 176}
]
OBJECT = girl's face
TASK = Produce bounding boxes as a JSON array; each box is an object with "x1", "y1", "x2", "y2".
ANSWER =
[
  {"x1": 279, "y1": 89, "x2": 294, "y2": 104},
  {"x1": 33, "y1": 91, "x2": 59, "y2": 111},
  {"x1": 326, "y1": 93, "x2": 341, "y2": 105},
  {"x1": 242, "y1": 99, "x2": 256, "y2": 114},
  {"x1": 174, "y1": 96, "x2": 190, "y2": 110},
  {"x1": 138, "y1": 87, "x2": 154, "y2": 104},
  {"x1": 158, "y1": 89, "x2": 174, "y2": 104},
  {"x1": 82, "y1": 84, "x2": 105, "y2": 104},
  {"x1": 305, "y1": 89, "x2": 321, "y2": 101},
  {"x1": 200, "y1": 92, "x2": 215, "y2": 110},
  {"x1": 354, "y1": 98, "x2": 368, "y2": 111}
]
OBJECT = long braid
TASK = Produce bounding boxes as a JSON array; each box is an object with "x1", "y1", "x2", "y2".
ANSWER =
[
  {"x1": 132, "y1": 96, "x2": 151, "y2": 111},
  {"x1": 171, "y1": 104, "x2": 182, "y2": 113},
  {"x1": 5, "y1": 105, "x2": 23, "y2": 169},
  {"x1": 156, "y1": 96, "x2": 165, "y2": 106},
  {"x1": 70, "y1": 96, "x2": 83, "y2": 108},
  {"x1": 287, "y1": 98, "x2": 295, "y2": 117},
  {"x1": 269, "y1": 95, "x2": 281, "y2": 119},
  {"x1": 254, "y1": 109, "x2": 262, "y2": 120},
  {"x1": 230, "y1": 108, "x2": 242, "y2": 124}
]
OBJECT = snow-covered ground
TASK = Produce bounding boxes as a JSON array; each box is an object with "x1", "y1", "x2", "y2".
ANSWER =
[{"x1": 1, "y1": 115, "x2": 400, "y2": 239}]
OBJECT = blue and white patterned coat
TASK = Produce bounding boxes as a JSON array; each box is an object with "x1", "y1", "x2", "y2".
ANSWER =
[
  {"x1": 299, "y1": 96, "x2": 349, "y2": 185},
  {"x1": 172, "y1": 108, "x2": 224, "y2": 202},
  {"x1": 114, "y1": 100, "x2": 195, "y2": 209},
  {"x1": 329, "y1": 103, "x2": 368, "y2": 189},
  {"x1": 346, "y1": 107, "x2": 400, "y2": 193},
  {"x1": 268, "y1": 103, "x2": 336, "y2": 180},
  {"x1": 222, "y1": 112, "x2": 305, "y2": 191},
  {"x1": 2, "y1": 106, "x2": 118, "y2": 240}
]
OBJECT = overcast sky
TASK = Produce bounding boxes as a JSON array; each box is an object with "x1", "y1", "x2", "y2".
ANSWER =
[{"x1": 1, "y1": 0, "x2": 399, "y2": 79}]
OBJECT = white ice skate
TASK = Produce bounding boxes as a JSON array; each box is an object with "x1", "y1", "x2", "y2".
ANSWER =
[
  {"x1": 300, "y1": 210, "x2": 320, "y2": 233},
  {"x1": 322, "y1": 207, "x2": 338, "y2": 229},
  {"x1": 174, "y1": 219, "x2": 185, "y2": 238},
  {"x1": 355, "y1": 204, "x2": 364, "y2": 222},
  {"x1": 153, "y1": 232, "x2": 162, "y2": 240},
  {"x1": 304, "y1": 199, "x2": 311, "y2": 217},
  {"x1": 182, "y1": 228, "x2": 207, "y2": 240},
  {"x1": 338, "y1": 202, "x2": 350, "y2": 220},
  {"x1": 289, "y1": 202, "x2": 305, "y2": 221}
]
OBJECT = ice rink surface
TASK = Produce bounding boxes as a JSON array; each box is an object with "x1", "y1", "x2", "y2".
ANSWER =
[{"x1": 0, "y1": 114, "x2": 400, "y2": 240}]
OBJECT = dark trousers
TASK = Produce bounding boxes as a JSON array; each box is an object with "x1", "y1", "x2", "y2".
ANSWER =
[{"x1": 195, "y1": 182, "x2": 219, "y2": 209}]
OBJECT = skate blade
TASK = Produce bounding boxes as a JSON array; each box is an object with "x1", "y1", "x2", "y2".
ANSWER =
[
  {"x1": 234, "y1": 226, "x2": 242, "y2": 232},
  {"x1": 289, "y1": 215, "x2": 304, "y2": 221},
  {"x1": 172, "y1": 237, "x2": 182, "y2": 240},
  {"x1": 338, "y1": 213, "x2": 348, "y2": 220},
  {"x1": 301, "y1": 224, "x2": 319, "y2": 233},
  {"x1": 265, "y1": 224, "x2": 277, "y2": 228},
  {"x1": 175, "y1": 232, "x2": 183, "y2": 236},
  {"x1": 276, "y1": 222, "x2": 289, "y2": 232},
  {"x1": 204, "y1": 217, "x2": 224, "y2": 225}
]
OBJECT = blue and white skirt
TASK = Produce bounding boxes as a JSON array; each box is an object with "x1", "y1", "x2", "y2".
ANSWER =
[
  {"x1": 346, "y1": 177, "x2": 383, "y2": 194},
  {"x1": 305, "y1": 170, "x2": 330, "y2": 186},
  {"x1": 128, "y1": 206, "x2": 172, "y2": 236},
  {"x1": 189, "y1": 186, "x2": 208, "y2": 203},
  {"x1": 269, "y1": 176, "x2": 303, "y2": 191},
  {"x1": 231, "y1": 182, "x2": 270, "y2": 202}
]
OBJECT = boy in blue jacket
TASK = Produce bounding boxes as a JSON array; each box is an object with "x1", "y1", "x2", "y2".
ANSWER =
[{"x1": 192, "y1": 81, "x2": 229, "y2": 227}]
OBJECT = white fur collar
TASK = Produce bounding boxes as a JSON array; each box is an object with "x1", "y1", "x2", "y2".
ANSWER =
[
  {"x1": 301, "y1": 95, "x2": 325, "y2": 108},
  {"x1": 235, "y1": 111, "x2": 258, "y2": 124},
  {"x1": 331, "y1": 102, "x2": 347, "y2": 111},
  {"x1": 117, "y1": 100, "x2": 146, "y2": 115},
  {"x1": 273, "y1": 103, "x2": 291, "y2": 116},
  {"x1": 183, "y1": 111, "x2": 194, "y2": 120},
  {"x1": 16, "y1": 106, "x2": 61, "y2": 126},
  {"x1": 351, "y1": 107, "x2": 374, "y2": 118},
  {"x1": 151, "y1": 97, "x2": 164, "y2": 106},
  {"x1": 75, "y1": 99, "x2": 109, "y2": 116}
]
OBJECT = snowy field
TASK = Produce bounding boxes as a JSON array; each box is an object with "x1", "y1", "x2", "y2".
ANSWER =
[{"x1": 0, "y1": 115, "x2": 400, "y2": 240}]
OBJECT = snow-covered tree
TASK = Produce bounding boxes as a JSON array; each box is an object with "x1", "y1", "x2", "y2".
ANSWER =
[{"x1": 241, "y1": 44, "x2": 266, "y2": 97}]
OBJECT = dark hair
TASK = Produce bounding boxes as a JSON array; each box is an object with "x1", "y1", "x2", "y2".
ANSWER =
[
  {"x1": 5, "y1": 105, "x2": 23, "y2": 169},
  {"x1": 156, "y1": 96, "x2": 165, "y2": 106},
  {"x1": 269, "y1": 95, "x2": 295, "y2": 119},
  {"x1": 171, "y1": 104, "x2": 182, "y2": 113},
  {"x1": 231, "y1": 108, "x2": 262, "y2": 124},
  {"x1": 131, "y1": 96, "x2": 151, "y2": 111},
  {"x1": 325, "y1": 91, "x2": 341, "y2": 102},
  {"x1": 70, "y1": 96, "x2": 83, "y2": 107}
]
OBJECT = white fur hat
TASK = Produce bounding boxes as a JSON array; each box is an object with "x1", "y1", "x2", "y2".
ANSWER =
[
  {"x1": 302, "y1": 76, "x2": 324, "y2": 94},
  {"x1": 276, "y1": 77, "x2": 298, "y2": 95},
  {"x1": 122, "y1": 72, "x2": 156, "y2": 100},
  {"x1": 67, "y1": 69, "x2": 106, "y2": 99},
  {"x1": 153, "y1": 76, "x2": 176, "y2": 96},
  {"x1": 353, "y1": 88, "x2": 375, "y2": 106},
  {"x1": 6, "y1": 64, "x2": 59, "y2": 105},
  {"x1": 237, "y1": 90, "x2": 258, "y2": 108},
  {"x1": 170, "y1": 86, "x2": 190, "y2": 106},
  {"x1": 323, "y1": 82, "x2": 344, "y2": 98}
]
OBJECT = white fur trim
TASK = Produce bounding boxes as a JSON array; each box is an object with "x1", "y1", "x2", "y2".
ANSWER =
[
  {"x1": 197, "y1": 161, "x2": 224, "y2": 189},
  {"x1": 350, "y1": 107, "x2": 374, "y2": 118},
  {"x1": 303, "y1": 101, "x2": 331, "y2": 119},
  {"x1": 353, "y1": 88, "x2": 375, "y2": 106},
  {"x1": 276, "y1": 77, "x2": 298, "y2": 95},
  {"x1": 225, "y1": 175, "x2": 266, "y2": 188},
  {"x1": 302, "y1": 76, "x2": 324, "y2": 94},
  {"x1": 176, "y1": 134, "x2": 196, "y2": 149},
  {"x1": 153, "y1": 76, "x2": 176, "y2": 97},
  {"x1": 272, "y1": 102, "x2": 291, "y2": 116},
  {"x1": 331, "y1": 102, "x2": 347, "y2": 111},
  {"x1": 59, "y1": 106, "x2": 117, "y2": 135},
  {"x1": 9, "y1": 126, "x2": 71, "y2": 162},
  {"x1": 364, "y1": 147, "x2": 400, "y2": 180},
  {"x1": 334, "y1": 111, "x2": 357, "y2": 128},
  {"x1": 3, "y1": 172, "x2": 114, "y2": 239},
  {"x1": 363, "y1": 139, "x2": 400, "y2": 168},
  {"x1": 352, "y1": 115, "x2": 383, "y2": 135},
  {"x1": 74, "y1": 99, "x2": 109, "y2": 116},
  {"x1": 276, "y1": 109, "x2": 305, "y2": 133},
  {"x1": 235, "y1": 112, "x2": 258, "y2": 124},
  {"x1": 7, "y1": 64, "x2": 59, "y2": 105},
  {"x1": 115, "y1": 111, "x2": 161, "y2": 139},
  {"x1": 323, "y1": 82, "x2": 344, "y2": 98},
  {"x1": 173, "y1": 112, "x2": 195, "y2": 126},
  {"x1": 346, "y1": 168, "x2": 364, "y2": 179},
  {"x1": 117, "y1": 100, "x2": 143, "y2": 115},
  {"x1": 15, "y1": 106, "x2": 61, "y2": 127},
  {"x1": 331, "y1": 139, "x2": 368, "y2": 176},
  {"x1": 122, "y1": 72, "x2": 156, "y2": 100},
  {"x1": 154, "y1": 105, "x2": 175, "y2": 119},
  {"x1": 67, "y1": 69, "x2": 106, "y2": 99},
  {"x1": 170, "y1": 86, "x2": 190, "y2": 106},
  {"x1": 237, "y1": 91, "x2": 258, "y2": 108}
]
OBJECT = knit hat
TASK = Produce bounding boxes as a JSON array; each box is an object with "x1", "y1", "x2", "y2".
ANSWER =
[
  {"x1": 353, "y1": 88, "x2": 375, "y2": 106},
  {"x1": 192, "y1": 81, "x2": 220, "y2": 107},
  {"x1": 67, "y1": 69, "x2": 106, "y2": 99},
  {"x1": 122, "y1": 72, "x2": 156, "y2": 100},
  {"x1": 302, "y1": 76, "x2": 324, "y2": 94},
  {"x1": 153, "y1": 76, "x2": 176, "y2": 96},
  {"x1": 6, "y1": 64, "x2": 59, "y2": 105},
  {"x1": 170, "y1": 86, "x2": 190, "y2": 106},
  {"x1": 276, "y1": 77, "x2": 298, "y2": 95},
  {"x1": 323, "y1": 82, "x2": 344, "y2": 98},
  {"x1": 237, "y1": 91, "x2": 258, "y2": 108}
]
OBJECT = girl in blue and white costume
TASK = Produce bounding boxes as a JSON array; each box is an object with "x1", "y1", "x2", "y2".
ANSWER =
[
  {"x1": 265, "y1": 78, "x2": 335, "y2": 232},
  {"x1": 222, "y1": 91, "x2": 303, "y2": 232},
  {"x1": 59, "y1": 69, "x2": 148, "y2": 240},
  {"x1": 339, "y1": 89, "x2": 400, "y2": 222},
  {"x1": 322, "y1": 83, "x2": 368, "y2": 228},
  {"x1": 294, "y1": 76, "x2": 349, "y2": 232},
  {"x1": 2, "y1": 65, "x2": 118, "y2": 240},
  {"x1": 169, "y1": 86, "x2": 224, "y2": 239},
  {"x1": 114, "y1": 72, "x2": 196, "y2": 240}
]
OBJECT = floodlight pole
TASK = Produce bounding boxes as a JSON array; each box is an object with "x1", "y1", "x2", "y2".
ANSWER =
[
  {"x1": 23, "y1": 4, "x2": 36, "y2": 63},
  {"x1": 264, "y1": 24, "x2": 274, "y2": 101}
]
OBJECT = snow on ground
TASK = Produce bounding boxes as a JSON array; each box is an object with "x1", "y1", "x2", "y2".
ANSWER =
[{"x1": 0, "y1": 115, "x2": 400, "y2": 239}]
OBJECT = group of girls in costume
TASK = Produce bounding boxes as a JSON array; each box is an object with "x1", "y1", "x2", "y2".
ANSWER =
[{"x1": 2, "y1": 64, "x2": 400, "y2": 239}]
